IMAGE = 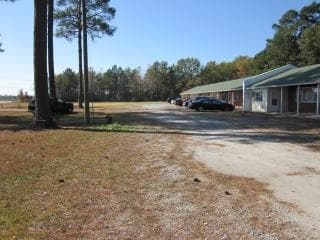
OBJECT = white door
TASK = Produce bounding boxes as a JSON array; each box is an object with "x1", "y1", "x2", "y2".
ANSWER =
[{"x1": 268, "y1": 88, "x2": 281, "y2": 112}]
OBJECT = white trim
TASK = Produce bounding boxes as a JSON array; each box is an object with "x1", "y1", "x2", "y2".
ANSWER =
[
  {"x1": 181, "y1": 88, "x2": 242, "y2": 95},
  {"x1": 248, "y1": 80, "x2": 320, "y2": 90}
]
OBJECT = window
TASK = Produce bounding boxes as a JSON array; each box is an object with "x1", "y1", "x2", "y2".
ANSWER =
[
  {"x1": 271, "y1": 90, "x2": 278, "y2": 106},
  {"x1": 301, "y1": 87, "x2": 317, "y2": 102},
  {"x1": 254, "y1": 91, "x2": 262, "y2": 101},
  {"x1": 272, "y1": 99, "x2": 278, "y2": 106},
  {"x1": 212, "y1": 99, "x2": 222, "y2": 104}
]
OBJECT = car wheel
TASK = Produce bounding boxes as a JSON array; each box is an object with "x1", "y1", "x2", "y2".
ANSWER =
[
  {"x1": 224, "y1": 106, "x2": 230, "y2": 111},
  {"x1": 198, "y1": 106, "x2": 204, "y2": 112}
]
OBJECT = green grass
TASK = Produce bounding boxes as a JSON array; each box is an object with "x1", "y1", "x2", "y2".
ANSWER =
[
  {"x1": 92, "y1": 101, "x2": 163, "y2": 109},
  {"x1": 93, "y1": 123, "x2": 150, "y2": 132}
]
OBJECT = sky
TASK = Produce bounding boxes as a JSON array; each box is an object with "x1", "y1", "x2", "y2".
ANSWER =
[{"x1": 0, "y1": 0, "x2": 315, "y2": 95}]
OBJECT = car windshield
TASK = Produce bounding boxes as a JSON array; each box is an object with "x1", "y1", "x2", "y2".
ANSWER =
[{"x1": 191, "y1": 96, "x2": 209, "y2": 101}]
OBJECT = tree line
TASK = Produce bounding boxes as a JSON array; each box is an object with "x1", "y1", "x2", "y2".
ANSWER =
[
  {"x1": 253, "y1": 1, "x2": 320, "y2": 71},
  {"x1": 55, "y1": 56, "x2": 253, "y2": 101}
]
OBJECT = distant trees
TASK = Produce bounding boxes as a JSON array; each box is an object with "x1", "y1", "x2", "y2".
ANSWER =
[
  {"x1": 254, "y1": 1, "x2": 320, "y2": 71},
  {"x1": 56, "y1": 68, "x2": 78, "y2": 101},
  {"x1": 17, "y1": 89, "x2": 29, "y2": 102},
  {"x1": 299, "y1": 24, "x2": 320, "y2": 64},
  {"x1": 53, "y1": 56, "x2": 256, "y2": 101},
  {"x1": 144, "y1": 61, "x2": 171, "y2": 100},
  {"x1": 174, "y1": 58, "x2": 201, "y2": 90}
]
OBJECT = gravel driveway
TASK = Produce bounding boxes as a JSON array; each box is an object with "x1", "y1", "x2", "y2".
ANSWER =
[{"x1": 142, "y1": 103, "x2": 320, "y2": 237}]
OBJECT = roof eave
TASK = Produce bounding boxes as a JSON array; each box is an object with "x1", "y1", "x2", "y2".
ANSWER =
[{"x1": 249, "y1": 80, "x2": 320, "y2": 89}]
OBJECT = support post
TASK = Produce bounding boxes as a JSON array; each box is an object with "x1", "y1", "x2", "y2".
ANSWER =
[
  {"x1": 232, "y1": 91, "x2": 235, "y2": 105},
  {"x1": 280, "y1": 87, "x2": 283, "y2": 113},
  {"x1": 317, "y1": 83, "x2": 319, "y2": 116},
  {"x1": 297, "y1": 85, "x2": 300, "y2": 116}
]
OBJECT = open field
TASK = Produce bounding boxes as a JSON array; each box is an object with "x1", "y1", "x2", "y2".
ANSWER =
[
  {"x1": 0, "y1": 101, "x2": 28, "y2": 110},
  {"x1": 0, "y1": 102, "x2": 320, "y2": 239}
]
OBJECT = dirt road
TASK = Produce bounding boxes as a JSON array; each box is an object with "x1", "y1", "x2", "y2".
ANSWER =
[{"x1": 141, "y1": 103, "x2": 320, "y2": 238}]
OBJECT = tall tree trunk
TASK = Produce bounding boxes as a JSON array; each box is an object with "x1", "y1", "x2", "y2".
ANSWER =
[
  {"x1": 78, "y1": 28, "x2": 84, "y2": 108},
  {"x1": 77, "y1": 0, "x2": 83, "y2": 108},
  {"x1": 82, "y1": 0, "x2": 90, "y2": 125},
  {"x1": 48, "y1": 0, "x2": 56, "y2": 98},
  {"x1": 34, "y1": 0, "x2": 54, "y2": 128}
]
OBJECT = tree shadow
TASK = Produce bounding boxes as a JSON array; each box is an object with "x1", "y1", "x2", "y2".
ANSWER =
[
  {"x1": 0, "y1": 115, "x2": 34, "y2": 131},
  {"x1": 1, "y1": 107, "x2": 319, "y2": 151}
]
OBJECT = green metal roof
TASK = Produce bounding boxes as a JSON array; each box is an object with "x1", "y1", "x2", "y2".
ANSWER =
[
  {"x1": 180, "y1": 64, "x2": 296, "y2": 95},
  {"x1": 181, "y1": 78, "x2": 244, "y2": 95},
  {"x1": 250, "y1": 64, "x2": 320, "y2": 89}
]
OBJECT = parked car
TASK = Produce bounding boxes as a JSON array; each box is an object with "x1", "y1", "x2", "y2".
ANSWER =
[
  {"x1": 28, "y1": 97, "x2": 74, "y2": 114},
  {"x1": 188, "y1": 98, "x2": 234, "y2": 111},
  {"x1": 175, "y1": 98, "x2": 183, "y2": 106},
  {"x1": 185, "y1": 96, "x2": 214, "y2": 107},
  {"x1": 182, "y1": 98, "x2": 190, "y2": 106}
]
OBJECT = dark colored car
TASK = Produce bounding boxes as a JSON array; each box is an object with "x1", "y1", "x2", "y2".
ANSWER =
[
  {"x1": 188, "y1": 98, "x2": 234, "y2": 111},
  {"x1": 175, "y1": 98, "x2": 183, "y2": 106},
  {"x1": 28, "y1": 97, "x2": 74, "y2": 114},
  {"x1": 185, "y1": 96, "x2": 213, "y2": 107}
]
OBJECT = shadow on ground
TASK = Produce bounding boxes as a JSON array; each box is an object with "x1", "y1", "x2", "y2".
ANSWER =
[{"x1": 1, "y1": 107, "x2": 319, "y2": 150}]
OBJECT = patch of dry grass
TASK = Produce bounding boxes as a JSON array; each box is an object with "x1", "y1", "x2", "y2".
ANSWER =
[
  {"x1": 0, "y1": 101, "x2": 28, "y2": 109},
  {"x1": 0, "y1": 129, "x2": 149, "y2": 239}
]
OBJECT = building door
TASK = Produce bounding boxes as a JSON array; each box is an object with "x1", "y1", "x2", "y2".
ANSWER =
[{"x1": 268, "y1": 88, "x2": 281, "y2": 112}]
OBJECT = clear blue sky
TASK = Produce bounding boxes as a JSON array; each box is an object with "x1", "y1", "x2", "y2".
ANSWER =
[{"x1": 0, "y1": 0, "x2": 315, "y2": 95}]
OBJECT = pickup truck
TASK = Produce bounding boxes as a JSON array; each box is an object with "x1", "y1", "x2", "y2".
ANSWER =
[{"x1": 28, "y1": 97, "x2": 73, "y2": 114}]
